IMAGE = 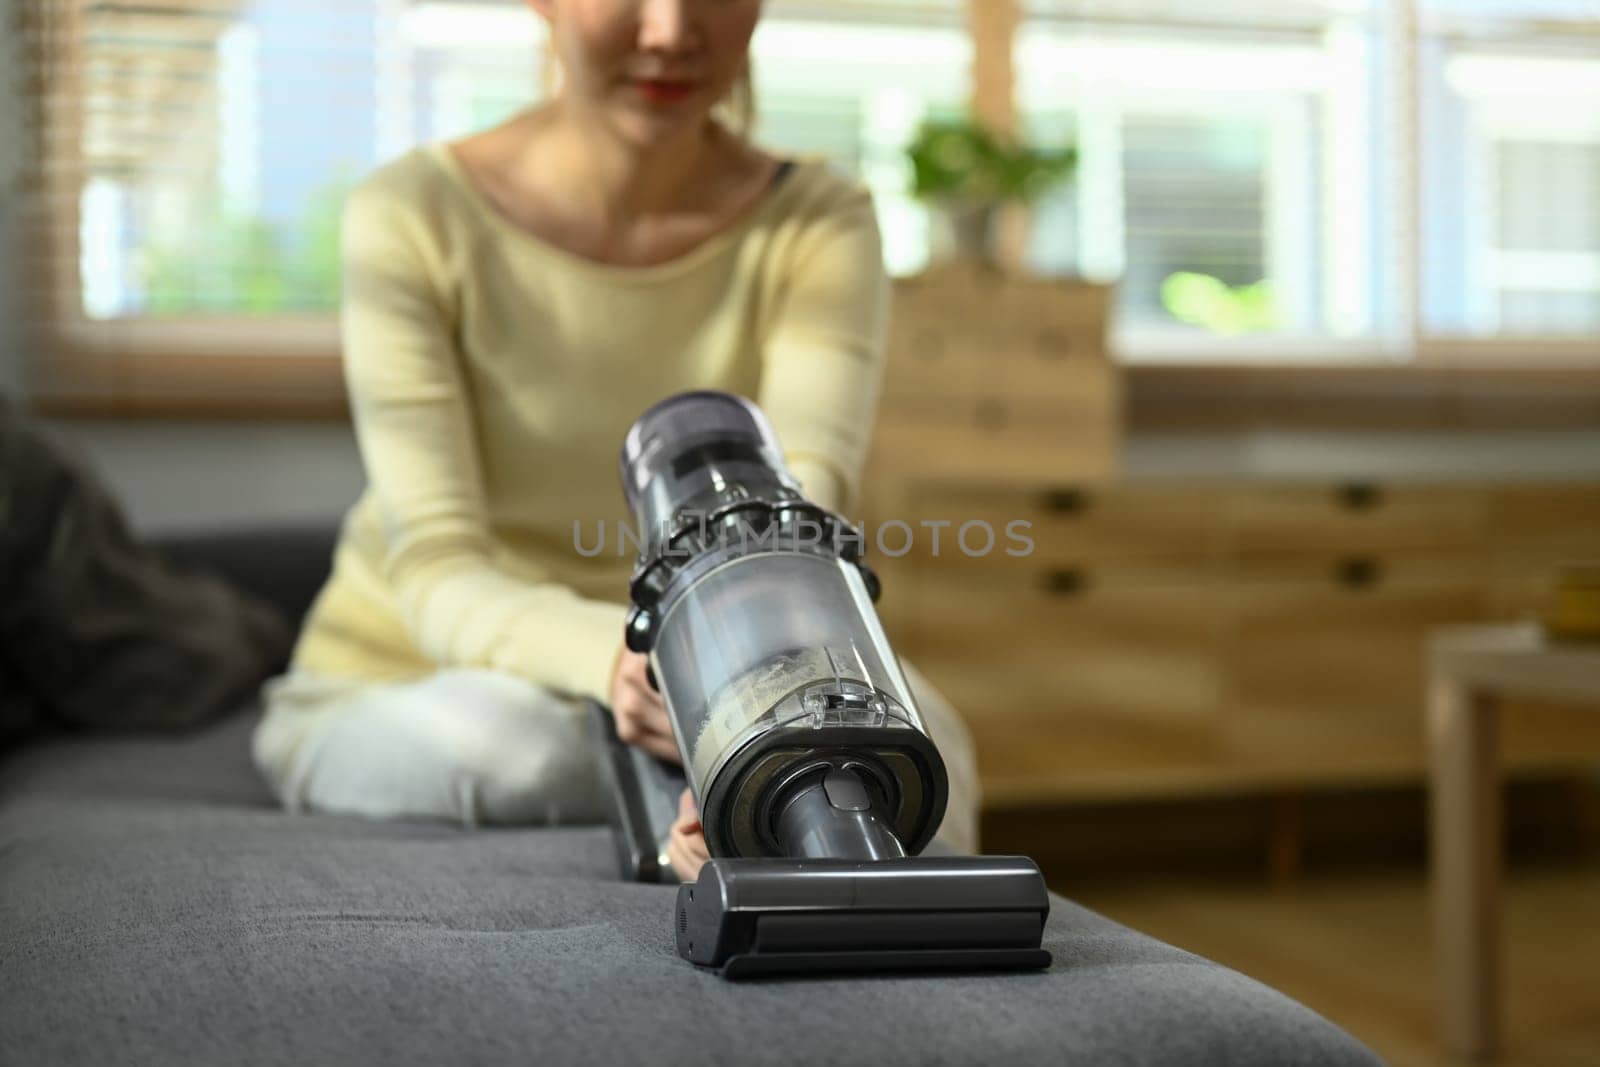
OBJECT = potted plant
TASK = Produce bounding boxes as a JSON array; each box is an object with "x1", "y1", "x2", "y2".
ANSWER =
[{"x1": 905, "y1": 117, "x2": 1077, "y2": 267}]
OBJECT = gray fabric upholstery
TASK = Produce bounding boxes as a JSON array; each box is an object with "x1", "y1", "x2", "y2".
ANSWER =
[{"x1": 1, "y1": 709, "x2": 1381, "y2": 1066}]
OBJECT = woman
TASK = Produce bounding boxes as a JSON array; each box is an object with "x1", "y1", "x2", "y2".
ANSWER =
[{"x1": 252, "y1": 0, "x2": 979, "y2": 880}]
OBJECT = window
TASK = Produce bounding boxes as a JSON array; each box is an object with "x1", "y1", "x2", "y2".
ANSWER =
[
  {"x1": 1017, "y1": 0, "x2": 1600, "y2": 356},
  {"x1": 1017, "y1": 1, "x2": 1387, "y2": 350},
  {"x1": 1418, "y1": 0, "x2": 1600, "y2": 337},
  {"x1": 748, "y1": 4, "x2": 970, "y2": 276},
  {"x1": 67, "y1": 0, "x2": 553, "y2": 321},
  {"x1": 16, "y1": 0, "x2": 1598, "y2": 408}
]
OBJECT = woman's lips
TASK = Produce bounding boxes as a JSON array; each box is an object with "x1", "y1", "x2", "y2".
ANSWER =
[{"x1": 631, "y1": 79, "x2": 700, "y2": 104}]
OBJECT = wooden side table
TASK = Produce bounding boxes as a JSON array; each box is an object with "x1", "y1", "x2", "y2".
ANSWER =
[{"x1": 1427, "y1": 623, "x2": 1600, "y2": 1059}]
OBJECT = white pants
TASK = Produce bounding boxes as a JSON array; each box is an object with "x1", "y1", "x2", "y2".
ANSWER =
[{"x1": 253, "y1": 659, "x2": 981, "y2": 854}]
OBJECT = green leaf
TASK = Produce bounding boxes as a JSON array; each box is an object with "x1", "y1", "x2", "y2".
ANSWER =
[
  {"x1": 1160, "y1": 271, "x2": 1281, "y2": 334},
  {"x1": 906, "y1": 116, "x2": 1076, "y2": 206}
]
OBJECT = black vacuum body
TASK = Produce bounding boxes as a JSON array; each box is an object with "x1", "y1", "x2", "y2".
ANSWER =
[{"x1": 608, "y1": 390, "x2": 1051, "y2": 977}]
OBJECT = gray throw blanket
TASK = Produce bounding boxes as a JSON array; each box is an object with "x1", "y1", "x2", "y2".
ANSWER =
[{"x1": 0, "y1": 399, "x2": 292, "y2": 750}]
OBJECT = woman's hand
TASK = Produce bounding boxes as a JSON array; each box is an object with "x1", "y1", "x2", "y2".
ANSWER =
[
  {"x1": 666, "y1": 788, "x2": 710, "y2": 883},
  {"x1": 608, "y1": 645, "x2": 680, "y2": 764}
]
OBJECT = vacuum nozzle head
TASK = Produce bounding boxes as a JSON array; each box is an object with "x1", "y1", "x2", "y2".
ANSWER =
[{"x1": 676, "y1": 856, "x2": 1052, "y2": 979}]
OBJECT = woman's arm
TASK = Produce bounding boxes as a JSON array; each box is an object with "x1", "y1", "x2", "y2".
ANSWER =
[
  {"x1": 339, "y1": 173, "x2": 627, "y2": 706},
  {"x1": 756, "y1": 181, "x2": 891, "y2": 519}
]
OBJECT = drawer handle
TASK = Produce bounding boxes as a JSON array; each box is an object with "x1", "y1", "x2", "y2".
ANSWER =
[
  {"x1": 1335, "y1": 556, "x2": 1382, "y2": 590},
  {"x1": 1040, "y1": 567, "x2": 1089, "y2": 596},
  {"x1": 1039, "y1": 487, "x2": 1091, "y2": 514},
  {"x1": 1337, "y1": 483, "x2": 1383, "y2": 512}
]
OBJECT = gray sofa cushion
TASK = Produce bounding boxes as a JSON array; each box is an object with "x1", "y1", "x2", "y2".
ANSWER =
[{"x1": 0, "y1": 709, "x2": 1380, "y2": 1066}]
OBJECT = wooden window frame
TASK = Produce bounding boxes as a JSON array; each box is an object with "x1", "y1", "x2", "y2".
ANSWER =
[{"x1": 22, "y1": 0, "x2": 1600, "y2": 426}]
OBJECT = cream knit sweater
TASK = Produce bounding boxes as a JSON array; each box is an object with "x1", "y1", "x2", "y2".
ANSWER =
[{"x1": 287, "y1": 142, "x2": 890, "y2": 708}]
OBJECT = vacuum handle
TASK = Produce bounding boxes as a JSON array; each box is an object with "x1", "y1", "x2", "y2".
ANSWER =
[{"x1": 587, "y1": 699, "x2": 685, "y2": 884}]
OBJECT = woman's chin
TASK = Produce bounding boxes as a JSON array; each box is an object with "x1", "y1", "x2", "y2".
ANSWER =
[{"x1": 606, "y1": 98, "x2": 711, "y2": 147}]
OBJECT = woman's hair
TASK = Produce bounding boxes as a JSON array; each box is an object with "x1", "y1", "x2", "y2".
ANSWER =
[
  {"x1": 540, "y1": 41, "x2": 759, "y2": 141},
  {"x1": 713, "y1": 63, "x2": 757, "y2": 140}
]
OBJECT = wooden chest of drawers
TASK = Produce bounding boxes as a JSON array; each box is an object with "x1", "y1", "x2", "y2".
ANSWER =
[{"x1": 867, "y1": 480, "x2": 1600, "y2": 806}]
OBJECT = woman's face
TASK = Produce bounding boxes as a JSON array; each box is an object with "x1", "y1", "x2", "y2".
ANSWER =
[{"x1": 532, "y1": 0, "x2": 761, "y2": 145}]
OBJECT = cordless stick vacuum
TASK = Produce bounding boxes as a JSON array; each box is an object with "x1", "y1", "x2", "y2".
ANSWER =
[{"x1": 591, "y1": 390, "x2": 1051, "y2": 979}]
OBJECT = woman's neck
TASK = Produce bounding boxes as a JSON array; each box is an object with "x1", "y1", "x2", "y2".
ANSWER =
[
  {"x1": 448, "y1": 96, "x2": 776, "y2": 268},
  {"x1": 523, "y1": 98, "x2": 728, "y2": 227}
]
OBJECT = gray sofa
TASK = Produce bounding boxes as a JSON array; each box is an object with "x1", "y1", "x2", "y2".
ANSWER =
[{"x1": 0, "y1": 527, "x2": 1381, "y2": 1066}]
